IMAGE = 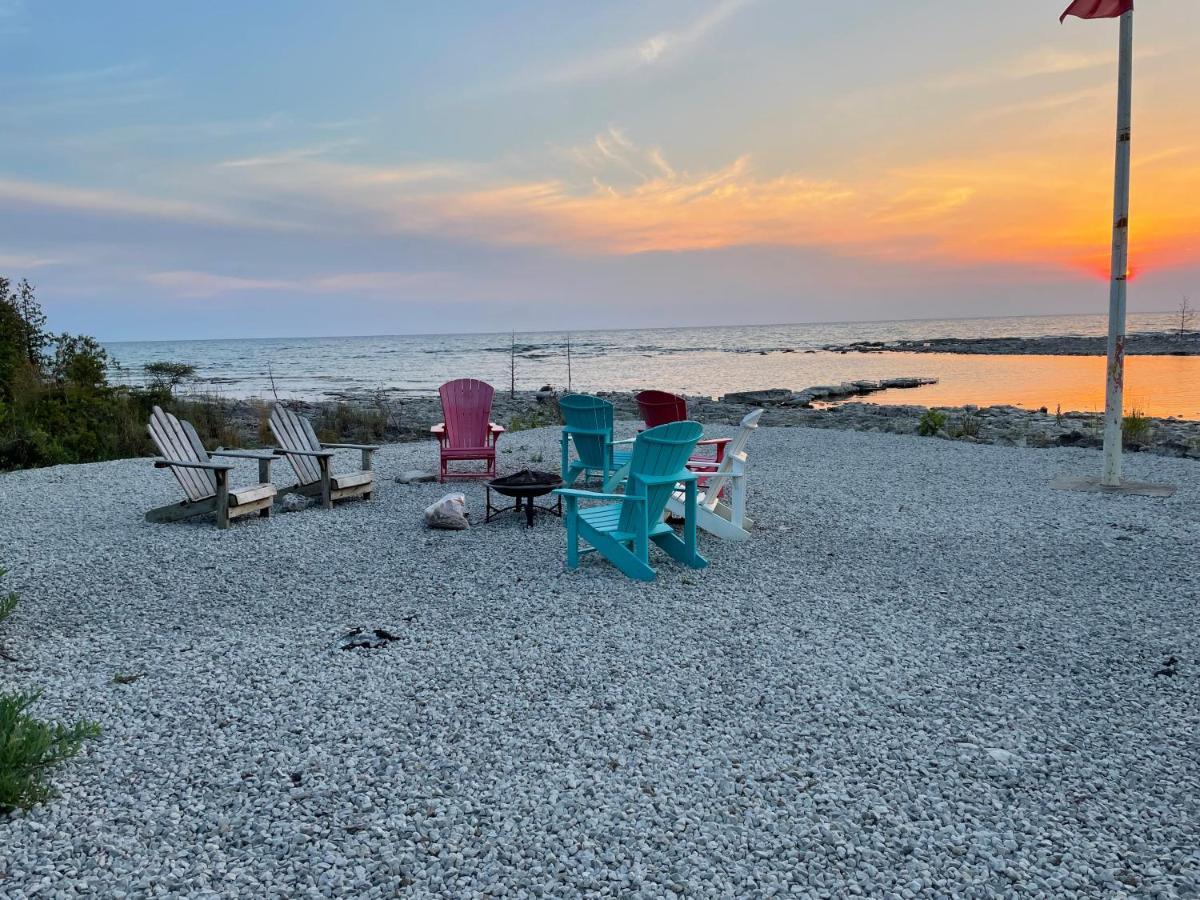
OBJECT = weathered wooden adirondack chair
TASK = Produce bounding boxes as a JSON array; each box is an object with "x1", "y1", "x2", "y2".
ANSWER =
[
  {"x1": 431, "y1": 379, "x2": 505, "y2": 481},
  {"x1": 635, "y1": 389, "x2": 730, "y2": 465},
  {"x1": 145, "y1": 406, "x2": 278, "y2": 529},
  {"x1": 666, "y1": 408, "x2": 763, "y2": 542},
  {"x1": 269, "y1": 404, "x2": 378, "y2": 508},
  {"x1": 559, "y1": 393, "x2": 634, "y2": 491},
  {"x1": 555, "y1": 421, "x2": 708, "y2": 582}
]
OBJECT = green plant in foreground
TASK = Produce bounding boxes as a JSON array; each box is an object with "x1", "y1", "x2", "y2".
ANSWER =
[
  {"x1": 949, "y1": 412, "x2": 981, "y2": 439},
  {"x1": 0, "y1": 691, "x2": 101, "y2": 812},
  {"x1": 1123, "y1": 408, "x2": 1153, "y2": 447},
  {"x1": 917, "y1": 408, "x2": 946, "y2": 436},
  {"x1": 1, "y1": 568, "x2": 101, "y2": 812}
]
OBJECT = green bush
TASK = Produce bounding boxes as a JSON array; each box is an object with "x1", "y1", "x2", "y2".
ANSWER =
[
  {"x1": 0, "y1": 691, "x2": 100, "y2": 813},
  {"x1": 948, "y1": 411, "x2": 980, "y2": 439},
  {"x1": 917, "y1": 408, "x2": 946, "y2": 436},
  {"x1": 0, "y1": 568, "x2": 101, "y2": 812}
]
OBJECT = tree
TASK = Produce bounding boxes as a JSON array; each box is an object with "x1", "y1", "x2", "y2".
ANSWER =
[
  {"x1": 1177, "y1": 295, "x2": 1195, "y2": 340},
  {"x1": 51, "y1": 334, "x2": 109, "y2": 391},
  {"x1": 11, "y1": 280, "x2": 48, "y2": 368},
  {"x1": 143, "y1": 361, "x2": 196, "y2": 395}
]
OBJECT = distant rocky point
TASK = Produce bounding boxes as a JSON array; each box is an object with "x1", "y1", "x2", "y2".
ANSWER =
[{"x1": 822, "y1": 330, "x2": 1199, "y2": 356}]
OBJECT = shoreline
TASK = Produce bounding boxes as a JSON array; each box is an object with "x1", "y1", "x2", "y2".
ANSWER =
[
  {"x1": 175, "y1": 381, "x2": 1200, "y2": 463},
  {"x1": 823, "y1": 330, "x2": 1200, "y2": 356}
]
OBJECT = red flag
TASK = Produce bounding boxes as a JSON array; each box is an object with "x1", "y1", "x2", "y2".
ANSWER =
[{"x1": 1060, "y1": 0, "x2": 1133, "y2": 24}]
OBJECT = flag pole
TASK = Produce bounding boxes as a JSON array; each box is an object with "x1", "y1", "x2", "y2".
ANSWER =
[{"x1": 1101, "y1": 9, "x2": 1133, "y2": 485}]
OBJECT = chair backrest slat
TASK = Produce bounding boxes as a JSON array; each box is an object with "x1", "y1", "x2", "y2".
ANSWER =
[
  {"x1": 147, "y1": 406, "x2": 216, "y2": 501},
  {"x1": 439, "y1": 379, "x2": 495, "y2": 450},
  {"x1": 270, "y1": 404, "x2": 322, "y2": 484},
  {"x1": 636, "y1": 390, "x2": 688, "y2": 429},
  {"x1": 697, "y1": 408, "x2": 762, "y2": 509},
  {"x1": 560, "y1": 393, "x2": 615, "y2": 469},
  {"x1": 619, "y1": 421, "x2": 703, "y2": 534}
]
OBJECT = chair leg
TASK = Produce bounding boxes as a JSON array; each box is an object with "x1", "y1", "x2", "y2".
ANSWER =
[
  {"x1": 564, "y1": 497, "x2": 580, "y2": 570},
  {"x1": 215, "y1": 470, "x2": 230, "y2": 529}
]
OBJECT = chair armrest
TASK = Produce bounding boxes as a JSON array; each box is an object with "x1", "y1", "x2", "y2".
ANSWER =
[
  {"x1": 211, "y1": 448, "x2": 277, "y2": 460},
  {"x1": 154, "y1": 457, "x2": 234, "y2": 471},
  {"x1": 431, "y1": 423, "x2": 446, "y2": 434},
  {"x1": 321, "y1": 443, "x2": 381, "y2": 451},
  {"x1": 554, "y1": 488, "x2": 642, "y2": 502},
  {"x1": 489, "y1": 423, "x2": 506, "y2": 433},
  {"x1": 696, "y1": 438, "x2": 731, "y2": 448},
  {"x1": 273, "y1": 448, "x2": 335, "y2": 458},
  {"x1": 637, "y1": 472, "x2": 699, "y2": 486},
  {"x1": 611, "y1": 437, "x2": 636, "y2": 445}
]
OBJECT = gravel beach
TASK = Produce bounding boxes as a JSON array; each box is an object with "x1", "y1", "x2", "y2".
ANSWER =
[{"x1": 1, "y1": 426, "x2": 1197, "y2": 898}]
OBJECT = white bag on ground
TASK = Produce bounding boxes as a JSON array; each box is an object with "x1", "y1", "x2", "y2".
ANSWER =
[{"x1": 424, "y1": 492, "x2": 470, "y2": 530}]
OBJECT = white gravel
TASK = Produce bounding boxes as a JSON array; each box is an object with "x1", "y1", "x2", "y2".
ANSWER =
[{"x1": 1, "y1": 426, "x2": 1198, "y2": 898}]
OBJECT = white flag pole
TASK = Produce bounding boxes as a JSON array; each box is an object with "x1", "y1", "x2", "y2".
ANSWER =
[{"x1": 1101, "y1": 9, "x2": 1133, "y2": 486}]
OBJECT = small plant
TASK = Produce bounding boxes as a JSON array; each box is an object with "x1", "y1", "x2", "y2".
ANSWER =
[
  {"x1": 0, "y1": 569, "x2": 100, "y2": 811},
  {"x1": 1055, "y1": 404, "x2": 1064, "y2": 426},
  {"x1": 507, "y1": 404, "x2": 562, "y2": 433},
  {"x1": 0, "y1": 691, "x2": 101, "y2": 812},
  {"x1": 1123, "y1": 408, "x2": 1153, "y2": 447},
  {"x1": 917, "y1": 408, "x2": 946, "y2": 436},
  {"x1": 949, "y1": 411, "x2": 980, "y2": 439},
  {"x1": 1177, "y1": 295, "x2": 1195, "y2": 340}
]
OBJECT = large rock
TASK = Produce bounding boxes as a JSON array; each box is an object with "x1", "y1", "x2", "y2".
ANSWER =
[
  {"x1": 279, "y1": 494, "x2": 311, "y2": 513},
  {"x1": 721, "y1": 389, "x2": 794, "y2": 406}
]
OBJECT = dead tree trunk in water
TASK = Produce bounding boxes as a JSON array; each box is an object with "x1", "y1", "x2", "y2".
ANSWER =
[
  {"x1": 510, "y1": 332, "x2": 516, "y2": 399},
  {"x1": 566, "y1": 333, "x2": 572, "y2": 391}
]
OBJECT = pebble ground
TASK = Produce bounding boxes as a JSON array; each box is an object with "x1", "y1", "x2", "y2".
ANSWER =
[{"x1": 0, "y1": 426, "x2": 1197, "y2": 898}]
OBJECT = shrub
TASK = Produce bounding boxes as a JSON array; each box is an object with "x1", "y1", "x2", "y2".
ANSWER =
[
  {"x1": 0, "y1": 691, "x2": 101, "y2": 813},
  {"x1": 313, "y1": 401, "x2": 388, "y2": 444},
  {"x1": 917, "y1": 408, "x2": 946, "y2": 436}
]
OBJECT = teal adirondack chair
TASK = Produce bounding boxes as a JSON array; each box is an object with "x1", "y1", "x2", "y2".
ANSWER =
[
  {"x1": 559, "y1": 393, "x2": 634, "y2": 490},
  {"x1": 554, "y1": 421, "x2": 709, "y2": 582}
]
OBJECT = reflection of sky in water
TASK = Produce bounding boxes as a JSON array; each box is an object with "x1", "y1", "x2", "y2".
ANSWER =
[{"x1": 103, "y1": 312, "x2": 1199, "y2": 418}]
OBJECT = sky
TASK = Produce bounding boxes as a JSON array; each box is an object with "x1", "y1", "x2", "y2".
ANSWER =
[{"x1": 0, "y1": 0, "x2": 1197, "y2": 340}]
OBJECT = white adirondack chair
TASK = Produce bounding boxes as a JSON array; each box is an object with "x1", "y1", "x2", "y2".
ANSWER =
[
  {"x1": 145, "y1": 406, "x2": 278, "y2": 529},
  {"x1": 664, "y1": 408, "x2": 762, "y2": 542},
  {"x1": 269, "y1": 404, "x2": 379, "y2": 509}
]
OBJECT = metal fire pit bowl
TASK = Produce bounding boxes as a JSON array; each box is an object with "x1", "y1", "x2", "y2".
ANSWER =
[{"x1": 485, "y1": 469, "x2": 564, "y2": 527}]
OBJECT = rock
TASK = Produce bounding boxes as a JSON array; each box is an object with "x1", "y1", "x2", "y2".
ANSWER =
[
  {"x1": 396, "y1": 470, "x2": 437, "y2": 484},
  {"x1": 424, "y1": 492, "x2": 470, "y2": 530},
  {"x1": 279, "y1": 494, "x2": 311, "y2": 513},
  {"x1": 721, "y1": 389, "x2": 794, "y2": 406},
  {"x1": 985, "y1": 748, "x2": 1017, "y2": 764}
]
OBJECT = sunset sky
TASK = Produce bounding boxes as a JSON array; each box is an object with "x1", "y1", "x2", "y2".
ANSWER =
[{"x1": 1, "y1": 0, "x2": 1197, "y2": 340}]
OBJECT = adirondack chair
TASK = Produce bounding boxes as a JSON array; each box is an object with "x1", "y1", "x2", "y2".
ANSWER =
[
  {"x1": 555, "y1": 421, "x2": 708, "y2": 582},
  {"x1": 145, "y1": 406, "x2": 278, "y2": 529},
  {"x1": 635, "y1": 389, "x2": 729, "y2": 466},
  {"x1": 559, "y1": 393, "x2": 635, "y2": 491},
  {"x1": 431, "y1": 379, "x2": 505, "y2": 481},
  {"x1": 665, "y1": 408, "x2": 762, "y2": 542},
  {"x1": 269, "y1": 404, "x2": 379, "y2": 508}
]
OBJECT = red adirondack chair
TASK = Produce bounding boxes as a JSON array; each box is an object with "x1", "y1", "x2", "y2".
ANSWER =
[
  {"x1": 635, "y1": 389, "x2": 729, "y2": 466},
  {"x1": 432, "y1": 379, "x2": 505, "y2": 481}
]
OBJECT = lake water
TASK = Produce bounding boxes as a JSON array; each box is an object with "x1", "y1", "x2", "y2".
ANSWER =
[{"x1": 105, "y1": 312, "x2": 1200, "y2": 419}]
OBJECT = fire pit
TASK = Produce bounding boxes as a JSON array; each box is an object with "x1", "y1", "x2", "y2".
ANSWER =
[{"x1": 486, "y1": 469, "x2": 563, "y2": 526}]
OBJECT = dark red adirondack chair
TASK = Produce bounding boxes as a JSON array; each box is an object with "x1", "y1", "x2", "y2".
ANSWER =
[
  {"x1": 635, "y1": 390, "x2": 729, "y2": 466},
  {"x1": 432, "y1": 379, "x2": 505, "y2": 481}
]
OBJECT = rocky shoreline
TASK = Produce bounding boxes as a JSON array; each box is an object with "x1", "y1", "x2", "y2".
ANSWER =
[
  {"x1": 823, "y1": 330, "x2": 1199, "y2": 356},
  {"x1": 195, "y1": 377, "x2": 1200, "y2": 463}
]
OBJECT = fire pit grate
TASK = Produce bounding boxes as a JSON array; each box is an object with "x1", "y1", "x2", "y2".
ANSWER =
[{"x1": 486, "y1": 469, "x2": 564, "y2": 526}]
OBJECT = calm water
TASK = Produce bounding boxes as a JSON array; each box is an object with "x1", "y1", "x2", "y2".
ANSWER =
[{"x1": 105, "y1": 313, "x2": 1200, "y2": 419}]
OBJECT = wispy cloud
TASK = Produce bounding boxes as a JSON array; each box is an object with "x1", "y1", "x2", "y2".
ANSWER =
[
  {"x1": 0, "y1": 252, "x2": 63, "y2": 270},
  {"x1": 0, "y1": 178, "x2": 298, "y2": 232},
  {"x1": 144, "y1": 269, "x2": 445, "y2": 299},
  {"x1": 515, "y1": 0, "x2": 755, "y2": 89}
]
